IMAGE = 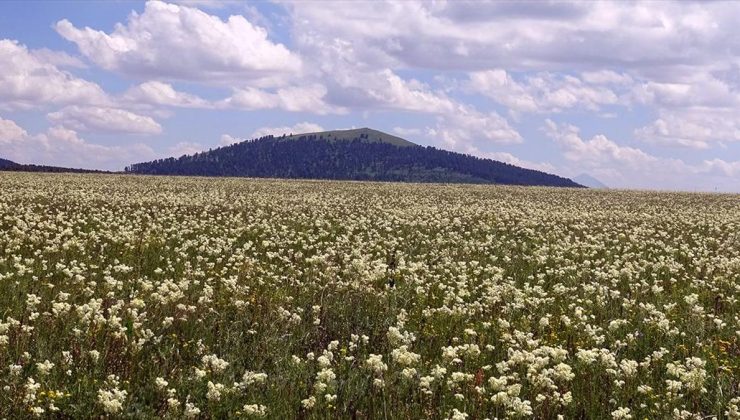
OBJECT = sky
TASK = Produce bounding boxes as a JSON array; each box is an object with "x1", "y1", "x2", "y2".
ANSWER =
[{"x1": 2, "y1": 0, "x2": 740, "y2": 192}]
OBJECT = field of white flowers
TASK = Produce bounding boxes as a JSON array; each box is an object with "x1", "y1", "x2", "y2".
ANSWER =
[{"x1": 0, "y1": 173, "x2": 738, "y2": 419}]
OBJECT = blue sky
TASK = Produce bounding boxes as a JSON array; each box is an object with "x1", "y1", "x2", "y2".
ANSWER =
[{"x1": 2, "y1": 0, "x2": 740, "y2": 191}]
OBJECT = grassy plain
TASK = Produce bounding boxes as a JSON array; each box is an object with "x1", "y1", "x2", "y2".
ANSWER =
[{"x1": 0, "y1": 173, "x2": 738, "y2": 418}]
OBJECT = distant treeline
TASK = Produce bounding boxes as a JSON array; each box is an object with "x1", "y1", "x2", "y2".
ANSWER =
[
  {"x1": 126, "y1": 134, "x2": 582, "y2": 187},
  {"x1": 0, "y1": 158, "x2": 108, "y2": 174}
]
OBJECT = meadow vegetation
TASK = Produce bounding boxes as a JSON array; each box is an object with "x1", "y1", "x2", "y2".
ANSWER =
[{"x1": 0, "y1": 173, "x2": 738, "y2": 418}]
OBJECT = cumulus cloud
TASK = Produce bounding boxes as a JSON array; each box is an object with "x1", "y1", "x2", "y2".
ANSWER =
[
  {"x1": 632, "y1": 75, "x2": 740, "y2": 149},
  {"x1": 543, "y1": 119, "x2": 740, "y2": 191},
  {"x1": 393, "y1": 127, "x2": 422, "y2": 137},
  {"x1": 168, "y1": 0, "x2": 242, "y2": 8},
  {"x1": 479, "y1": 150, "x2": 558, "y2": 174},
  {"x1": 285, "y1": 1, "x2": 737, "y2": 75},
  {"x1": 122, "y1": 81, "x2": 211, "y2": 108},
  {"x1": 223, "y1": 85, "x2": 341, "y2": 114},
  {"x1": 249, "y1": 122, "x2": 325, "y2": 139},
  {"x1": 325, "y1": 69, "x2": 457, "y2": 114},
  {"x1": 0, "y1": 116, "x2": 28, "y2": 144},
  {"x1": 4, "y1": 1, "x2": 740, "y2": 190},
  {"x1": 700, "y1": 158, "x2": 740, "y2": 178},
  {"x1": 168, "y1": 141, "x2": 206, "y2": 157},
  {"x1": 468, "y1": 70, "x2": 621, "y2": 113},
  {"x1": 55, "y1": 0, "x2": 301, "y2": 84},
  {"x1": 0, "y1": 39, "x2": 108, "y2": 110},
  {"x1": 30, "y1": 48, "x2": 87, "y2": 68},
  {"x1": 283, "y1": 0, "x2": 740, "y2": 166},
  {"x1": 0, "y1": 115, "x2": 156, "y2": 170},
  {"x1": 580, "y1": 70, "x2": 634, "y2": 86},
  {"x1": 219, "y1": 134, "x2": 244, "y2": 146},
  {"x1": 426, "y1": 107, "x2": 522, "y2": 150},
  {"x1": 544, "y1": 119, "x2": 655, "y2": 169},
  {"x1": 47, "y1": 106, "x2": 162, "y2": 135}
]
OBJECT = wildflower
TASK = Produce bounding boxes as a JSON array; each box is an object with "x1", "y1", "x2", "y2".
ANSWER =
[
  {"x1": 619, "y1": 359, "x2": 639, "y2": 377},
  {"x1": 611, "y1": 407, "x2": 632, "y2": 419},
  {"x1": 155, "y1": 377, "x2": 168, "y2": 390},
  {"x1": 206, "y1": 381, "x2": 224, "y2": 401},
  {"x1": 243, "y1": 404, "x2": 268, "y2": 416},
  {"x1": 202, "y1": 354, "x2": 229, "y2": 373},
  {"x1": 98, "y1": 387, "x2": 127, "y2": 414},
  {"x1": 391, "y1": 345, "x2": 421, "y2": 366},
  {"x1": 448, "y1": 408, "x2": 468, "y2": 419},
  {"x1": 241, "y1": 371, "x2": 268, "y2": 387},
  {"x1": 36, "y1": 360, "x2": 54, "y2": 376},
  {"x1": 666, "y1": 357, "x2": 707, "y2": 392},
  {"x1": 184, "y1": 402, "x2": 200, "y2": 418},
  {"x1": 301, "y1": 396, "x2": 316, "y2": 409},
  {"x1": 365, "y1": 354, "x2": 388, "y2": 374}
]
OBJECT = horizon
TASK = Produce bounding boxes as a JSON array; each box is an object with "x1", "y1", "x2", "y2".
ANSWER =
[{"x1": 2, "y1": 1, "x2": 740, "y2": 192}]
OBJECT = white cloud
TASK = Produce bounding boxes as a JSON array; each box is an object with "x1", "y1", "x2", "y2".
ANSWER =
[
  {"x1": 223, "y1": 85, "x2": 341, "y2": 114},
  {"x1": 480, "y1": 150, "x2": 558, "y2": 174},
  {"x1": 393, "y1": 127, "x2": 422, "y2": 137},
  {"x1": 426, "y1": 107, "x2": 522, "y2": 150},
  {"x1": 544, "y1": 119, "x2": 655, "y2": 169},
  {"x1": 633, "y1": 112, "x2": 723, "y2": 150},
  {"x1": 700, "y1": 158, "x2": 740, "y2": 177},
  {"x1": 0, "y1": 115, "x2": 156, "y2": 170},
  {"x1": 580, "y1": 70, "x2": 634, "y2": 85},
  {"x1": 56, "y1": 0, "x2": 301, "y2": 84},
  {"x1": 468, "y1": 70, "x2": 621, "y2": 113},
  {"x1": 168, "y1": 0, "x2": 242, "y2": 8},
  {"x1": 630, "y1": 76, "x2": 737, "y2": 109},
  {"x1": 168, "y1": 141, "x2": 205, "y2": 157},
  {"x1": 284, "y1": 0, "x2": 740, "y2": 159},
  {"x1": 30, "y1": 48, "x2": 87, "y2": 68},
  {"x1": 249, "y1": 122, "x2": 324, "y2": 139},
  {"x1": 219, "y1": 134, "x2": 243, "y2": 146},
  {"x1": 631, "y1": 75, "x2": 740, "y2": 149},
  {"x1": 285, "y1": 1, "x2": 738, "y2": 75},
  {"x1": 326, "y1": 69, "x2": 457, "y2": 114},
  {"x1": 48, "y1": 106, "x2": 162, "y2": 135},
  {"x1": 122, "y1": 81, "x2": 211, "y2": 108},
  {"x1": 0, "y1": 39, "x2": 108, "y2": 110},
  {"x1": 543, "y1": 119, "x2": 740, "y2": 191},
  {"x1": 0, "y1": 116, "x2": 28, "y2": 144}
]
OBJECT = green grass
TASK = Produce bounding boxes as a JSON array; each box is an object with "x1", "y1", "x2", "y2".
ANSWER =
[{"x1": 0, "y1": 173, "x2": 738, "y2": 419}]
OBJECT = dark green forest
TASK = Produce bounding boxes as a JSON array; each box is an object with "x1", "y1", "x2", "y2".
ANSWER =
[
  {"x1": 0, "y1": 157, "x2": 106, "y2": 174},
  {"x1": 126, "y1": 131, "x2": 582, "y2": 187}
]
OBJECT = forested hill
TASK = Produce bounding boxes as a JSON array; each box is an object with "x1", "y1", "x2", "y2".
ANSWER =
[
  {"x1": 0, "y1": 157, "x2": 107, "y2": 174},
  {"x1": 126, "y1": 128, "x2": 582, "y2": 187},
  {"x1": 0, "y1": 158, "x2": 16, "y2": 169}
]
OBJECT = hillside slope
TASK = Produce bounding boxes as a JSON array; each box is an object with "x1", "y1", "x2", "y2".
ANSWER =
[
  {"x1": 0, "y1": 157, "x2": 21, "y2": 169},
  {"x1": 277, "y1": 128, "x2": 416, "y2": 148},
  {"x1": 126, "y1": 128, "x2": 582, "y2": 187},
  {"x1": 0, "y1": 157, "x2": 107, "y2": 174}
]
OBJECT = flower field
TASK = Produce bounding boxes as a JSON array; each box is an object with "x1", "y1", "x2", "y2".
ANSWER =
[{"x1": 0, "y1": 172, "x2": 738, "y2": 419}]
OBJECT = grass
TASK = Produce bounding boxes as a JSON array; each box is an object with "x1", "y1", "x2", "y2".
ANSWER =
[{"x1": 0, "y1": 172, "x2": 737, "y2": 418}]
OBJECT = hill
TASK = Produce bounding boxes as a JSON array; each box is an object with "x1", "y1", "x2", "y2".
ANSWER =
[
  {"x1": 0, "y1": 157, "x2": 107, "y2": 174},
  {"x1": 0, "y1": 158, "x2": 19, "y2": 169},
  {"x1": 278, "y1": 128, "x2": 416, "y2": 148},
  {"x1": 125, "y1": 128, "x2": 582, "y2": 187}
]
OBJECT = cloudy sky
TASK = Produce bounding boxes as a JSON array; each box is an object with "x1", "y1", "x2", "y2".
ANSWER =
[{"x1": 2, "y1": 1, "x2": 740, "y2": 191}]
